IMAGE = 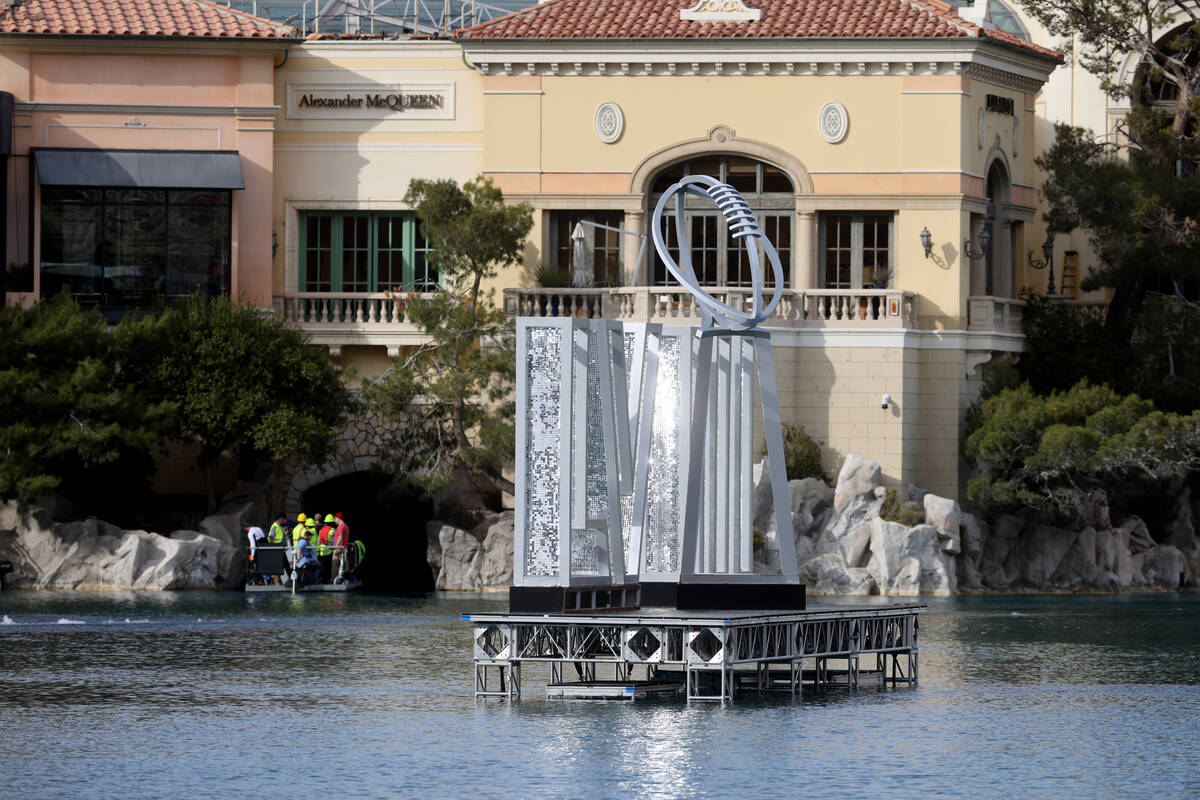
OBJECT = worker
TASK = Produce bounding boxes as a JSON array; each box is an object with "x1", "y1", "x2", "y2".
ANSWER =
[
  {"x1": 245, "y1": 523, "x2": 266, "y2": 560},
  {"x1": 304, "y1": 517, "x2": 319, "y2": 563},
  {"x1": 332, "y1": 512, "x2": 350, "y2": 583},
  {"x1": 267, "y1": 512, "x2": 288, "y2": 545},
  {"x1": 291, "y1": 513, "x2": 309, "y2": 549},
  {"x1": 294, "y1": 531, "x2": 322, "y2": 586},
  {"x1": 317, "y1": 514, "x2": 335, "y2": 584}
]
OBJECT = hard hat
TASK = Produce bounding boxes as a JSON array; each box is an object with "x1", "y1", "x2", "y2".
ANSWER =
[
  {"x1": 305, "y1": 518, "x2": 316, "y2": 528},
  {"x1": 334, "y1": 512, "x2": 344, "y2": 520},
  {"x1": 297, "y1": 513, "x2": 307, "y2": 522},
  {"x1": 324, "y1": 514, "x2": 335, "y2": 523}
]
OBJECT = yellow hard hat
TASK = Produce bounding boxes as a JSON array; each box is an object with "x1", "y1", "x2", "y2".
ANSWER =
[
  {"x1": 305, "y1": 518, "x2": 316, "y2": 528},
  {"x1": 297, "y1": 513, "x2": 307, "y2": 522},
  {"x1": 324, "y1": 514, "x2": 335, "y2": 523}
]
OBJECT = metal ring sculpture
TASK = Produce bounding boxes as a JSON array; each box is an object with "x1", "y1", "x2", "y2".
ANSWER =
[{"x1": 650, "y1": 174, "x2": 785, "y2": 331}]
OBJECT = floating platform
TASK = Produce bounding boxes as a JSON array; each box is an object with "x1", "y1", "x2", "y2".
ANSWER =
[
  {"x1": 244, "y1": 579, "x2": 362, "y2": 593},
  {"x1": 465, "y1": 602, "x2": 924, "y2": 702},
  {"x1": 546, "y1": 680, "x2": 684, "y2": 701}
]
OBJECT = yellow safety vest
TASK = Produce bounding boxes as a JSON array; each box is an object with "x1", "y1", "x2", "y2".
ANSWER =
[
  {"x1": 268, "y1": 522, "x2": 286, "y2": 544},
  {"x1": 292, "y1": 523, "x2": 307, "y2": 546}
]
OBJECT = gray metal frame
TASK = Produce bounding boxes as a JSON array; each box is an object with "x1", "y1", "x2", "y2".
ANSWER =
[{"x1": 467, "y1": 605, "x2": 923, "y2": 702}]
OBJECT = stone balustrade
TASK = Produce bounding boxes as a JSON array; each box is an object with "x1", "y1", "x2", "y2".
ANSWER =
[
  {"x1": 276, "y1": 291, "x2": 436, "y2": 326},
  {"x1": 967, "y1": 295, "x2": 1025, "y2": 333},
  {"x1": 504, "y1": 286, "x2": 919, "y2": 328}
]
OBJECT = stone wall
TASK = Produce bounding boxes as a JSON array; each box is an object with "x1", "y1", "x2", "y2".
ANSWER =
[
  {"x1": 425, "y1": 454, "x2": 1200, "y2": 595},
  {"x1": 277, "y1": 405, "x2": 396, "y2": 514}
]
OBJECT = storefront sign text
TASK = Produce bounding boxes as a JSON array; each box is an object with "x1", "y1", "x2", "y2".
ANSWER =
[{"x1": 287, "y1": 84, "x2": 454, "y2": 120}]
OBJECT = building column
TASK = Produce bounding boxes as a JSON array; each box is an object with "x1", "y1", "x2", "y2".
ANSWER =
[
  {"x1": 623, "y1": 209, "x2": 645, "y2": 286},
  {"x1": 997, "y1": 220, "x2": 1014, "y2": 298},
  {"x1": 793, "y1": 210, "x2": 817, "y2": 290}
]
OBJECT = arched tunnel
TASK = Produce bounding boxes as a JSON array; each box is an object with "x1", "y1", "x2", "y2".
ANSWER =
[{"x1": 301, "y1": 472, "x2": 434, "y2": 593}]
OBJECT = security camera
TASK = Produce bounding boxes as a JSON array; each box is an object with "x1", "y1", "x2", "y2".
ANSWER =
[{"x1": 881, "y1": 393, "x2": 892, "y2": 410}]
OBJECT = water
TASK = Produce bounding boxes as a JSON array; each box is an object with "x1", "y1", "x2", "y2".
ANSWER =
[{"x1": 1, "y1": 591, "x2": 1198, "y2": 799}]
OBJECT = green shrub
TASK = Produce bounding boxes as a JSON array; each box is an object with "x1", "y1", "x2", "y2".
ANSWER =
[
  {"x1": 963, "y1": 379, "x2": 1200, "y2": 521},
  {"x1": 880, "y1": 488, "x2": 926, "y2": 526},
  {"x1": 752, "y1": 527, "x2": 765, "y2": 552},
  {"x1": 766, "y1": 424, "x2": 828, "y2": 482},
  {"x1": 529, "y1": 263, "x2": 573, "y2": 288}
]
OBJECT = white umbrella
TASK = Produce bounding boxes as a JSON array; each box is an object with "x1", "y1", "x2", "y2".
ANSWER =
[{"x1": 570, "y1": 222, "x2": 591, "y2": 288}]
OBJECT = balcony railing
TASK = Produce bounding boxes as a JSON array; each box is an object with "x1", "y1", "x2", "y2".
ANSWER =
[
  {"x1": 967, "y1": 296, "x2": 1024, "y2": 334},
  {"x1": 276, "y1": 292, "x2": 437, "y2": 327},
  {"x1": 504, "y1": 287, "x2": 919, "y2": 329}
]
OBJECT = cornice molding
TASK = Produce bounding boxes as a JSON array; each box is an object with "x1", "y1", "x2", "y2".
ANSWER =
[
  {"x1": 463, "y1": 38, "x2": 1058, "y2": 86},
  {"x1": 15, "y1": 101, "x2": 279, "y2": 117}
]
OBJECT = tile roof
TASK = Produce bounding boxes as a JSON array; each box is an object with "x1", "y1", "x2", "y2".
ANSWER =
[
  {"x1": 456, "y1": 0, "x2": 1061, "y2": 59},
  {"x1": 0, "y1": 0, "x2": 293, "y2": 39}
]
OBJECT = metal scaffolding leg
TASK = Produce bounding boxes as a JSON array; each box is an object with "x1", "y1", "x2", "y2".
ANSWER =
[{"x1": 474, "y1": 661, "x2": 521, "y2": 699}]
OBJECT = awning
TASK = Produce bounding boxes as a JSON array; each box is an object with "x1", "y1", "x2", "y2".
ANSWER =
[{"x1": 33, "y1": 149, "x2": 244, "y2": 190}]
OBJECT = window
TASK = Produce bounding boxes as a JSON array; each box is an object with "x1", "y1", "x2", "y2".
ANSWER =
[
  {"x1": 550, "y1": 211, "x2": 623, "y2": 286},
  {"x1": 820, "y1": 213, "x2": 893, "y2": 289},
  {"x1": 649, "y1": 156, "x2": 793, "y2": 287},
  {"x1": 40, "y1": 187, "x2": 231, "y2": 311},
  {"x1": 300, "y1": 211, "x2": 436, "y2": 293}
]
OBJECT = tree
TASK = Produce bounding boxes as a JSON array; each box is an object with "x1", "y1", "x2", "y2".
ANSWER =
[
  {"x1": 128, "y1": 296, "x2": 350, "y2": 511},
  {"x1": 1016, "y1": 1, "x2": 1200, "y2": 137},
  {"x1": 964, "y1": 380, "x2": 1200, "y2": 522},
  {"x1": 365, "y1": 177, "x2": 533, "y2": 499},
  {"x1": 0, "y1": 298, "x2": 174, "y2": 508}
]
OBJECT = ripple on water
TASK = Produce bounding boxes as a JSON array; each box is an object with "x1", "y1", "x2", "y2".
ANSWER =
[{"x1": 0, "y1": 591, "x2": 1197, "y2": 800}]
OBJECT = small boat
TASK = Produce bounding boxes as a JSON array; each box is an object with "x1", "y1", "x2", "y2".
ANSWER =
[{"x1": 244, "y1": 545, "x2": 363, "y2": 593}]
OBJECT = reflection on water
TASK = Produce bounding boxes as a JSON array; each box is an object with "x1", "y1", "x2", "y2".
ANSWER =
[{"x1": 1, "y1": 591, "x2": 1198, "y2": 799}]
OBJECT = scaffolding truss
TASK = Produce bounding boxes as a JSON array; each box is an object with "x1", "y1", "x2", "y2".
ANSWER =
[{"x1": 466, "y1": 604, "x2": 924, "y2": 702}]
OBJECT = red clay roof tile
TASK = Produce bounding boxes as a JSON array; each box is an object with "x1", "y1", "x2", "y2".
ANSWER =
[
  {"x1": 0, "y1": 0, "x2": 293, "y2": 39},
  {"x1": 457, "y1": 0, "x2": 1060, "y2": 59}
]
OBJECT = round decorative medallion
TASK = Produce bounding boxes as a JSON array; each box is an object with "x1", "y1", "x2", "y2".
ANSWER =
[
  {"x1": 818, "y1": 102, "x2": 849, "y2": 144},
  {"x1": 594, "y1": 101, "x2": 624, "y2": 144}
]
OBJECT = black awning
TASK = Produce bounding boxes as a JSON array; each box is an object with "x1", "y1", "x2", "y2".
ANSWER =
[{"x1": 33, "y1": 149, "x2": 245, "y2": 190}]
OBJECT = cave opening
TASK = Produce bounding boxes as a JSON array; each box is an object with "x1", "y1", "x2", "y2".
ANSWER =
[{"x1": 301, "y1": 472, "x2": 434, "y2": 593}]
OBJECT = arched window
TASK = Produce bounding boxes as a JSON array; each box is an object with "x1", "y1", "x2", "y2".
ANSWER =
[
  {"x1": 946, "y1": 1, "x2": 1031, "y2": 41},
  {"x1": 1134, "y1": 22, "x2": 1200, "y2": 104},
  {"x1": 648, "y1": 155, "x2": 794, "y2": 287}
]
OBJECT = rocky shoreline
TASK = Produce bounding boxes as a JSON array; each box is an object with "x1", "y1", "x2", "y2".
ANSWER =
[
  {"x1": 4, "y1": 453, "x2": 1196, "y2": 594},
  {"x1": 427, "y1": 453, "x2": 1200, "y2": 595}
]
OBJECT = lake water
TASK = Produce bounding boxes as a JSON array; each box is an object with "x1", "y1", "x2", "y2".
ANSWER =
[{"x1": 1, "y1": 591, "x2": 1197, "y2": 799}]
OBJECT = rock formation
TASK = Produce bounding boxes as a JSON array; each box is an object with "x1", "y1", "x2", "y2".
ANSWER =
[
  {"x1": 425, "y1": 511, "x2": 514, "y2": 591},
  {"x1": 0, "y1": 499, "x2": 250, "y2": 590}
]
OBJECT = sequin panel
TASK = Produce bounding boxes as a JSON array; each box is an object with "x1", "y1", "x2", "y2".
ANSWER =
[
  {"x1": 622, "y1": 329, "x2": 638, "y2": 419},
  {"x1": 585, "y1": 326, "x2": 608, "y2": 522},
  {"x1": 645, "y1": 334, "x2": 682, "y2": 574},
  {"x1": 524, "y1": 326, "x2": 561, "y2": 577},
  {"x1": 570, "y1": 528, "x2": 603, "y2": 576}
]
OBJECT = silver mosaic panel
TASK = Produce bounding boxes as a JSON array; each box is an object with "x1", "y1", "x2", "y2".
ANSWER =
[
  {"x1": 585, "y1": 327, "x2": 608, "y2": 522},
  {"x1": 524, "y1": 326, "x2": 562, "y2": 577},
  {"x1": 645, "y1": 334, "x2": 682, "y2": 574},
  {"x1": 620, "y1": 494, "x2": 635, "y2": 569},
  {"x1": 622, "y1": 330, "x2": 638, "y2": 418},
  {"x1": 570, "y1": 528, "x2": 603, "y2": 576}
]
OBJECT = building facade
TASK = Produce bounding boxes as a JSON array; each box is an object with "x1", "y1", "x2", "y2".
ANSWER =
[
  {"x1": 272, "y1": 0, "x2": 1060, "y2": 499},
  {"x1": 1, "y1": 0, "x2": 1082, "y2": 503},
  {"x1": 0, "y1": 0, "x2": 290, "y2": 314}
]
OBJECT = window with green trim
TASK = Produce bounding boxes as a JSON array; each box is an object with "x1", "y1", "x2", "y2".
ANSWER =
[{"x1": 300, "y1": 211, "x2": 437, "y2": 293}]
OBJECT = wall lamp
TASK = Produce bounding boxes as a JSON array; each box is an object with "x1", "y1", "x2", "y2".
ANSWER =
[
  {"x1": 919, "y1": 227, "x2": 933, "y2": 258},
  {"x1": 964, "y1": 226, "x2": 991, "y2": 262},
  {"x1": 1028, "y1": 233, "x2": 1057, "y2": 294}
]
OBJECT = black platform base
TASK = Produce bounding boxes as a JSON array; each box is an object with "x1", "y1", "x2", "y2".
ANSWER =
[
  {"x1": 509, "y1": 584, "x2": 640, "y2": 614},
  {"x1": 641, "y1": 581, "x2": 806, "y2": 611},
  {"x1": 509, "y1": 581, "x2": 805, "y2": 613}
]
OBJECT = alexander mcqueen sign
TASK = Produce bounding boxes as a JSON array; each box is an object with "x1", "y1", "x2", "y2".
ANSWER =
[{"x1": 286, "y1": 83, "x2": 454, "y2": 119}]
